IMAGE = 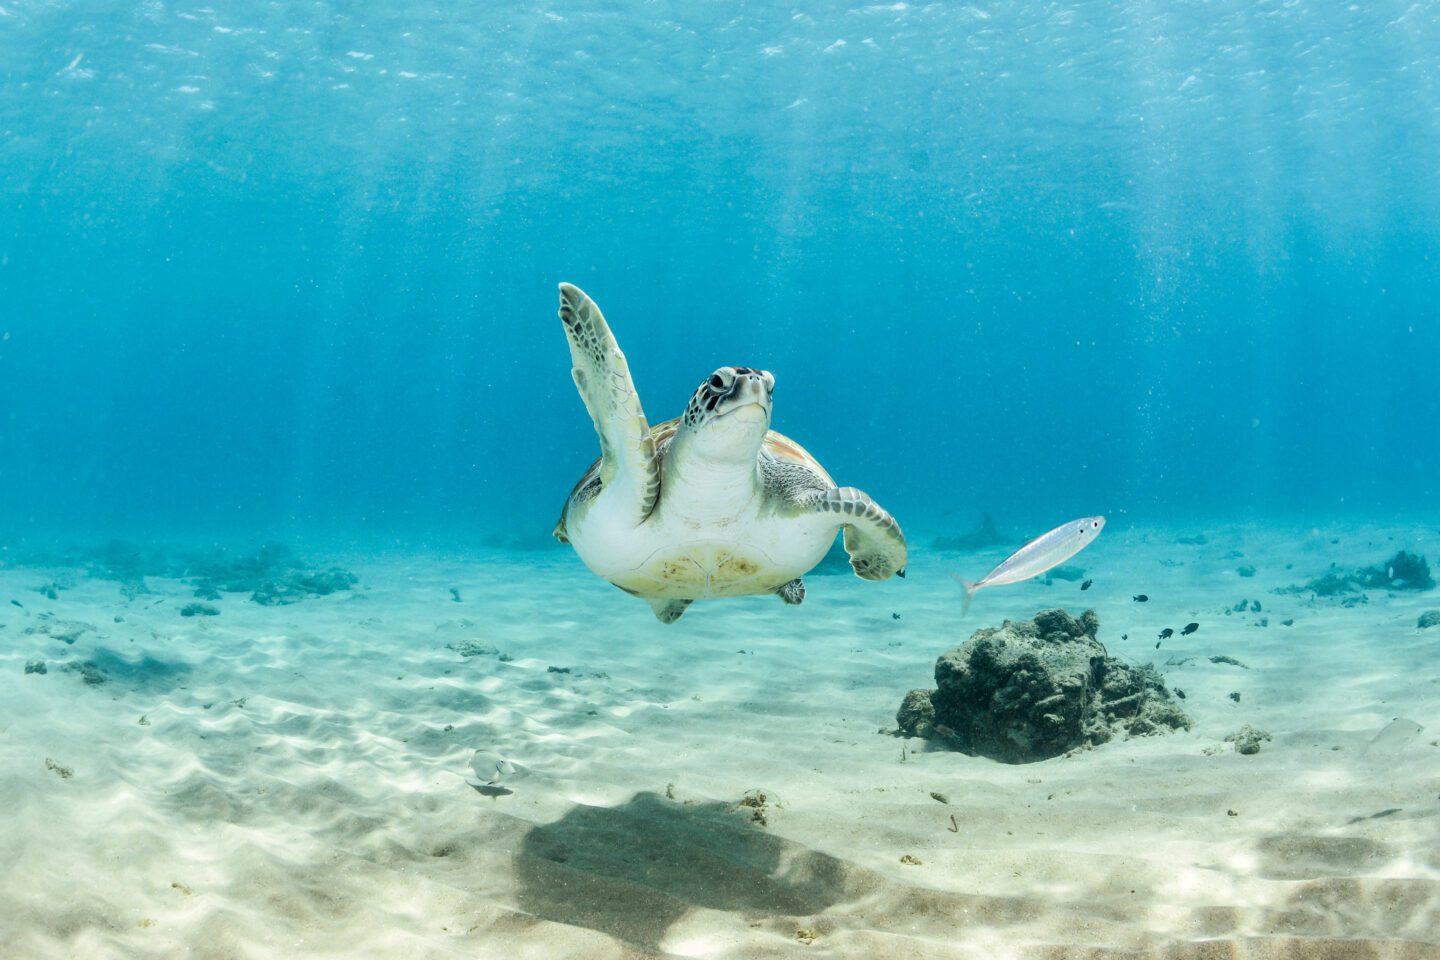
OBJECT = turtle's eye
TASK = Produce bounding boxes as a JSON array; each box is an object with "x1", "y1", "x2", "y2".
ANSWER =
[{"x1": 708, "y1": 373, "x2": 727, "y2": 392}]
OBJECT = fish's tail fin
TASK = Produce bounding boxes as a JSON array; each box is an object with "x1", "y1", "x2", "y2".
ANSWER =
[{"x1": 948, "y1": 571, "x2": 979, "y2": 616}]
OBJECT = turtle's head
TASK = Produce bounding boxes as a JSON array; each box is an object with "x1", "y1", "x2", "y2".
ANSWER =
[{"x1": 677, "y1": 366, "x2": 775, "y2": 462}]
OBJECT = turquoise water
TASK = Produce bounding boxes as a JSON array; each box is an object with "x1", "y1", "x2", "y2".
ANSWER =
[
  {"x1": 4, "y1": 8, "x2": 1440, "y2": 956},
  {"x1": 2, "y1": 2, "x2": 1438, "y2": 543}
]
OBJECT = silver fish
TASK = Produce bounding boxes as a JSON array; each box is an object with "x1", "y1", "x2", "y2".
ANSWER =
[{"x1": 950, "y1": 516, "x2": 1106, "y2": 614}]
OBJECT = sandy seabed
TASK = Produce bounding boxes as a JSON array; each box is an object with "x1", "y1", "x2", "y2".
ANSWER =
[{"x1": 1, "y1": 520, "x2": 1438, "y2": 960}]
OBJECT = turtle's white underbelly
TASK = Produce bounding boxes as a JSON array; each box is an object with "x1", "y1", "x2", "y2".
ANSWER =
[{"x1": 568, "y1": 507, "x2": 837, "y2": 599}]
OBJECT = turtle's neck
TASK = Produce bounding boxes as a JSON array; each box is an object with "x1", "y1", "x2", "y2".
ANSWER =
[{"x1": 662, "y1": 437, "x2": 764, "y2": 525}]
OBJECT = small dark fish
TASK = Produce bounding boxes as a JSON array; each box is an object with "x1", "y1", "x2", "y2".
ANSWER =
[
  {"x1": 1174, "y1": 688, "x2": 1186, "y2": 699},
  {"x1": 1121, "y1": 634, "x2": 1128, "y2": 641},
  {"x1": 1181, "y1": 622, "x2": 1199, "y2": 636},
  {"x1": 8, "y1": 600, "x2": 21, "y2": 608},
  {"x1": 1080, "y1": 579, "x2": 1092, "y2": 591},
  {"x1": 1155, "y1": 640, "x2": 1161, "y2": 649},
  {"x1": 1133, "y1": 594, "x2": 1149, "y2": 603},
  {"x1": 891, "y1": 612, "x2": 901, "y2": 620},
  {"x1": 1158, "y1": 628, "x2": 1174, "y2": 640}
]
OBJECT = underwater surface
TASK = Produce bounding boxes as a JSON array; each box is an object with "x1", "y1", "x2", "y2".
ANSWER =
[
  {"x1": 1, "y1": 1, "x2": 1438, "y2": 542},
  {"x1": 2, "y1": 3, "x2": 1439, "y2": 959}
]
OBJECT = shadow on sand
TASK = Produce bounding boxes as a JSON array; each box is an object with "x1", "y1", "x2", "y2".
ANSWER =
[{"x1": 514, "y1": 791, "x2": 856, "y2": 951}]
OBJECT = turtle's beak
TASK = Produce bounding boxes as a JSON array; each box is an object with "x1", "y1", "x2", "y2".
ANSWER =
[
  {"x1": 685, "y1": 367, "x2": 773, "y2": 462},
  {"x1": 725, "y1": 368, "x2": 771, "y2": 414},
  {"x1": 719, "y1": 373, "x2": 772, "y2": 422}
]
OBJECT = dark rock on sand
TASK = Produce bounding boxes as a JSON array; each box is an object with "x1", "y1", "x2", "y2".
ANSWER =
[
  {"x1": 448, "y1": 637, "x2": 498, "y2": 658},
  {"x1": 1283, "y1": 550, "x2": 1434, "y2": 598},
  {"x1": 895, "y1": 689, "x2": 936, "y2": 739},
  {"x1": 24, "y1": 660, "x2": 47, "y2": 675},
  {"x1": 250, "y1": 568, "x2": 357, "y2": 605},
  {"x1": 1225, "y1": 724, "x2": 1271, "y2": 755},
  {"x1": 1361, "y1": 551, "x2": 1434, "y2": 591},
  {"x1": 1418, "y1": 611, "x2": 1440, "y2": 630},
  {"x1": 895, "y1": 608, "x2": 1190, "y2": 763},
  {"x1": 1288, "y1": 568, "x2": 1355, "y2": 598},
  {"x1": 180, "y1": 602, "x2": 220, "y2": 617},
  {"x1": 61, "y1": 660, "x2": 108, "y2": 686},
  {"x1": 185, "y1": 543, "x2": 359, "y2": 605}
]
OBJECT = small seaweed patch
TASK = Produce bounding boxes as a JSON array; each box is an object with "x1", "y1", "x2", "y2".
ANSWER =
[
  {"x1": 182, "y1": 544, "x2": 358, "y2": 605},
  {"x1": 738, "y1": 789, "x2": 771, "y2": 826},
  {"x1": 61, "y1": 660, "x2": 108, "y2": 686},
  {"x1": 447, "y1": 638, "x2": 497, "y2": 658},
  {"x1": 15, "y1": 540, "x2": 359, "y2": 605},
  {"x1": 33, "y1": 580, "x2": 68, "y2": 600},
  {"x1": 45, "y1": 757, "x2": 74, "y2": 779},
  {"x1": 24, "y1": 617, "x2": 96, "y2": 646}
]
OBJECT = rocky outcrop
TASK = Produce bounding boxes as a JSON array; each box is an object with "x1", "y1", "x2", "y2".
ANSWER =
[{"x1": 895, "y1": 608, "x2": 1190, "y2": 763}]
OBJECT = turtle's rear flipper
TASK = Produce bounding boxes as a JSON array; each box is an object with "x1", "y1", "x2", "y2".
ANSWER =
[
  {"x1": 647, "y1": 598, "x2": 692, "y2": 624},
  {"x1": 777, "y1": 578, "x2": 806, "y2": 605},
  {"x1": 557, "y1": 283, "x2": 661, "y2": 524},
  {"x1": 818, "y1": 487, "x2": 908, "y2": 581}
]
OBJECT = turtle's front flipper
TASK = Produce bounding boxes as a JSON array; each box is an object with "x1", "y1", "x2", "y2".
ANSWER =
[
  {"x1": 777, "y1": 578, "x2": 805, "y2": 605},
  {"x1": 557, "y1": 283, "x2": 661, "y2": 523},
  {"x1": 647, "y1": 598, "x2": 693, "y2": 623},
  {"x1": 817, "y1": 487, "x2": 908, "y2": 581}
]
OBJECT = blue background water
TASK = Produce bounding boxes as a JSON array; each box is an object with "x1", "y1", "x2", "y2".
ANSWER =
[{"x1": 2, "y1": 2, "x2": 1437, "y2": 546}]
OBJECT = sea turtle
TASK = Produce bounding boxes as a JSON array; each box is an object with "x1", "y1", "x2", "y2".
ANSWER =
[{"x1": 551, "y1": 283, "x2": 907, "y2": 623}]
